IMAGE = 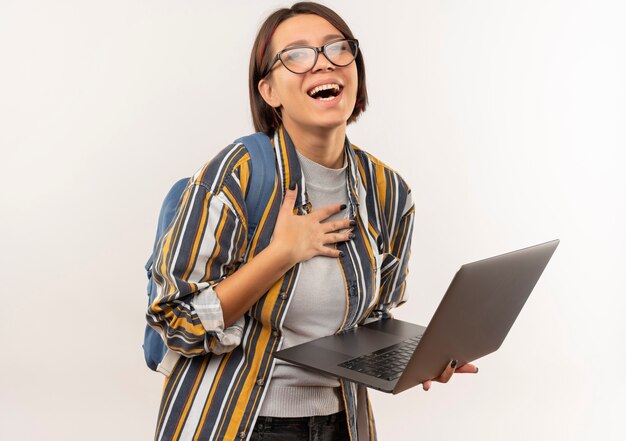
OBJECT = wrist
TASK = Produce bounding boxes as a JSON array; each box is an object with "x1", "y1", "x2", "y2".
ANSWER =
[{"x1": 264, "y1": 240, "x2": 297, "y2": 271}]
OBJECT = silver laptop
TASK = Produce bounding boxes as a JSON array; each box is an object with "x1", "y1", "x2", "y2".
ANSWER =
[{"x1": 274, "y1": 239, "x2": 559, "y2": 394}]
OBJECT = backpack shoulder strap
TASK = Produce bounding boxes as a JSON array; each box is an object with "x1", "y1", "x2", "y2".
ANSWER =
[{"x1": 235, "y1": 133, "x2": 276, "y2": 244}]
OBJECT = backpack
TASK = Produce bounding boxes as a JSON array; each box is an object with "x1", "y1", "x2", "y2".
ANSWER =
[{"x1": 143, "y1": 133, "x2": 276, "y2": 374}]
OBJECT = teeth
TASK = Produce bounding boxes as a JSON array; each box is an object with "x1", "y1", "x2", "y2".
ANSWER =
[{"x1": 308, "y1": 83, "x2": 341, "y2": 97}]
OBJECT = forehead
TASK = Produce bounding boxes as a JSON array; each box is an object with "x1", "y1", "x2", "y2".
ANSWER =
[{"x1": 271, "y1": 14, "x2": 344, "y2": 51}]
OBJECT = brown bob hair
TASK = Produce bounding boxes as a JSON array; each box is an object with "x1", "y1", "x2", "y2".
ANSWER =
[{"x1": 249, "y1": 2, "x2": 368, "y2": 135}]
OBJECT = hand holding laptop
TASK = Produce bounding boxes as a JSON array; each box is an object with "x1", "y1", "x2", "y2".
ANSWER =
[{"x1": 421, "y1": 359, "x2": 479, "y2": 391}]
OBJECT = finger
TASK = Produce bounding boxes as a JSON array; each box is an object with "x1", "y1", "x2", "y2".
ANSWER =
[
  {"x1": 455, "y1": 363, "x2": 479, "y2": 374},
  {"x1": 311, "y1": 203, "x2": 347, "y2": 222},
  {"x1": 321, "y1": 219, "x2": 355, "y2": 234},
  {"x1": 422, "y1": 380, "x2": 431, "y2": 391},
  {"x1": 435, "y1": 359, "x2": 457, "y2": 384},
  {"x1": 280, "y1": 184, "x2": 298, "y2": 213},
  {"x1": 317, "y1": 244, "x2": 344, "y2": 259},
  {"x1": 322, "y1": 232, "x2": 354, "y2": 245}
]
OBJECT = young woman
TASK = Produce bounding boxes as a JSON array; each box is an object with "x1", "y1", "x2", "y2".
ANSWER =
[{"x1": 147, "y1": 3, "x2": 477, "y2": 440}]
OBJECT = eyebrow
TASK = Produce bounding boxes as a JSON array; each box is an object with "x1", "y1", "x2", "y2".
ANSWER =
[{"x1": 284, "y1": 34, "x2": 345, "y2": 48}]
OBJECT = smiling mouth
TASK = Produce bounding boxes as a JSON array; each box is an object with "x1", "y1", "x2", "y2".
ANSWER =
[{"x1": 307, "y1": 83, "x2": 343, "y2": 101}]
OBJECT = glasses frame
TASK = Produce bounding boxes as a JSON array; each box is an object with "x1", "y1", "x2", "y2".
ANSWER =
[{"x1": 262, "y1": 38, "x2": 359, "y2": 77}]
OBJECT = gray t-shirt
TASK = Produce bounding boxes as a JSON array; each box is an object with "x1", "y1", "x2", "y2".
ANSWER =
[{"x1": 259, "y1": 150, "x2": 349, "y2": 417}]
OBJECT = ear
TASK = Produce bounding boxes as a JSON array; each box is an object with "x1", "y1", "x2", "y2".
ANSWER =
[{"x1": 258, "y1": 77, "x2": 282, "y2": 108}]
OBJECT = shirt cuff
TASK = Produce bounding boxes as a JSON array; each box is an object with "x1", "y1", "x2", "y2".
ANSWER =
[{"x1": 191, "y1": 286, "x2": 244, "y2": 354}]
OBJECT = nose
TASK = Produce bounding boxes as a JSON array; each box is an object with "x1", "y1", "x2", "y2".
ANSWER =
[{"x1": 311, "y1": 49, "x2": 335, "y2": 73}]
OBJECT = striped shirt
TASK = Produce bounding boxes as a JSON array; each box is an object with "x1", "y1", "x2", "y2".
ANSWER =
[{"x1": 147, "y1": 125, "x2": 415, "y2": 441}]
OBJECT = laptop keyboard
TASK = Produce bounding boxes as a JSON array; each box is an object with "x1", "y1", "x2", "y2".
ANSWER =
[{"x1": 338, "y1": 335, "x2": 422, "y2": 381}]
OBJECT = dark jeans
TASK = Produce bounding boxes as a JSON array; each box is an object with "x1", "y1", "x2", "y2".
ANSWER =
[{"x1": 250, "y1": 410, "x2": 350, "y2": 441}]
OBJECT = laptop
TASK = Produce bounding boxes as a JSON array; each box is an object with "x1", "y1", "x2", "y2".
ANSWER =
[{"x1": 274, "y1": 239, "x2": 559, "y2": 394}]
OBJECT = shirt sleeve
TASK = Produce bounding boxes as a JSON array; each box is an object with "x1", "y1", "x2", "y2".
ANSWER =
[
  {"x1": 146, "y1": 182, "x2": 247, "y2": 357},
  {"x1": 364, "y1": 192, "x2": 415, "y2": 323}
]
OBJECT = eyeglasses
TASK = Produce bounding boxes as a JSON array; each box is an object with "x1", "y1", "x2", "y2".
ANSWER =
[{"x1": 263, "y1": 38, "x2": 359, "y2": 77}]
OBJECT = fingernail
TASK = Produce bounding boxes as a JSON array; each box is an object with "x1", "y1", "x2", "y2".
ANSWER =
[
  {"x1": 289, "y1": 182, "x2": 296, "y2": 191},
  {"x1": 339, "y1": 204, "x2": 347, "y2": 210},
  {"x1": 348, "y1": 233, "x2": 355, "y2": 240},
  {"x1": 475, "y1": 367, "x2": 479, "y2": 374},
  {"x1": 451, "y1": 359, "x2": 457, "y2": 369},
  {"x1": 349, "y1": 220, "x2": 356, "y2": 226},
  {"x1": 339, "y1": 251, "x2": 345, "y2": 258}
]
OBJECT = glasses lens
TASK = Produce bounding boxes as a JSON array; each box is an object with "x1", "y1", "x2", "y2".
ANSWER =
[
  {"x1": 325, "y1": 40, "x2": 358, "y2": 66},
  {"x1": 280, "y1": 47, "x2": 316, "y2": 74}
]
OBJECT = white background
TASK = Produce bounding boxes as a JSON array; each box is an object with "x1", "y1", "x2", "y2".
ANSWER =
[{"x1": 1, "y1": 1, "x2": 624, "y2": 440}]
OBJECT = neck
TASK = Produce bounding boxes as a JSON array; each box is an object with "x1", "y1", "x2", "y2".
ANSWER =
[{"x1": 281, "y1": 118, "x2": 346, "y2": 169}]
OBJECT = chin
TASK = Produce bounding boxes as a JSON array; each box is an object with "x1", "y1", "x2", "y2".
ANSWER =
[
  {"x1": 308, "y1": 118, "x2": 347, "y2": 132},
  {"x1": 310, "y1": 111, "x2": 352, "y2": 130},
  {"x1": 283, "y1": 107, "x2": 353, "y2": 133}
]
